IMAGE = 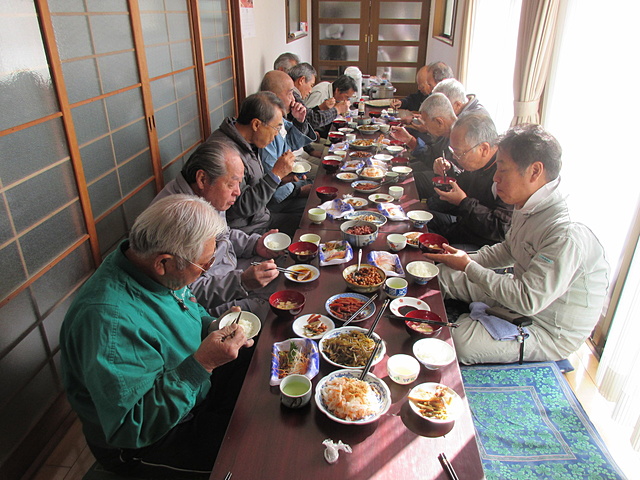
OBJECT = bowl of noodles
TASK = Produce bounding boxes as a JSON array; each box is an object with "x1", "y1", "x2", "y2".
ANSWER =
[
  {"x1": 315, "y1": 369, "x2": 391, "y2": 424},
  {"x1": 319, "y1": 326, "x2": 386, "y2": 369}
]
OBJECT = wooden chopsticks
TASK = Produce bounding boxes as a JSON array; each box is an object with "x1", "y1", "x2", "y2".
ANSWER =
[
  {"x1": 250, "y1": 261, "x2": 301, "y2": 277},
  {"x1": 438, "y1": 453, "x2": 459, "y2": 480},
  {"x1": 366, "y1": 298, "x2": 390, "y2": 337},
  {"x1": 385, "y1": 314, "x2": 458, "y2": 328}
]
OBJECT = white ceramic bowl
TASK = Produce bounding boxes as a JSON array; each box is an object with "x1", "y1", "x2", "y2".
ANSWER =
[
  {"x1": 407, "y1": 210, "x2": 434, "y2": 229},
  {"x1": 406, "y1": 261, "x2": 439, "y2": 285},
  {"x1": 408, "y1": 382, "x2": 463, "y2": 424},
  {"x1": 218, "y1": 311, "x2": 261, "y2": 340},
  {"x1": 299, "y1": 233, "x2": 321, "y2": 245},
  {"x1": 386, "y1": 145, "x2": 405, "y2": 155},
  {"x1": 323, "y1": 155, "x2": 343, "y2": 162},
  {"x1": 392, "y1": 166, "x2": 413, "y2": 180},
  {"x1": 292, "y1": 160, "x2": 312, "y2": 176},
  {"x1": 357, "y1": 124, "x2": 381, "y2": 135},
  {"x1": 264, "y1": 232, "x2": 291, "y2": 252},
  {"x1": 308, "y1": 208, "x2": 326, "y2": 224},
  {"x1": 412, "y1": 338, "x2": 456, "y2": 370},
  {"x1": 386, "y1": 354, "x2": 420, "y2": 385},
  {"x1": 338, "y1": 127, "x2": 354, "y2": 134},
  {"x1": 373, "y1": 153, "x2": 393, "y2": 162}
]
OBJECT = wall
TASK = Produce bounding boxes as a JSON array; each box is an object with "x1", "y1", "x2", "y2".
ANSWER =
[
  {"x1": 425, "y1": 0, "x2": 466, "y2": 76},
  {"x1": 239, "y1": 0, "x2": 313, "y2": 94}
]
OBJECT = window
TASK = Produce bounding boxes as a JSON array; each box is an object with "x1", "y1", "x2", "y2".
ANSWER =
[{"x1": 287, "y1": 0, "x2": 308, "y2": 42}]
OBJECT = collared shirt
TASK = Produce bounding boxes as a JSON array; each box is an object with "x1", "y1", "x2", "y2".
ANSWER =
[{"x1": 519, "y1": 177, "x2": 561, "y2": 214}]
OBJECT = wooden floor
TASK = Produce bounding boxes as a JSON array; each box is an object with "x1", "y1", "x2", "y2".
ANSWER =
[{"x1": 30, "y1": 343, "x2": 639, "y2": 480}]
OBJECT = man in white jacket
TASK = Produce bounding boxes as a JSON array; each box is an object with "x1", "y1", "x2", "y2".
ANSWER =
[
  {"x1": 424, "y1": 124, "x2": 609, "y2": 364},
  {"x1": 153, "y1": 139, "x2": 280, "y2": 318}
]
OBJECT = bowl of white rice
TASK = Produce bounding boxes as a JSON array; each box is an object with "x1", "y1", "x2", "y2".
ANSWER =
[
  {"x1": 412, "y1": 338, "x2": 456, "y2": 370},
  {"x1": 405, "y1": 261, "x2": 439, "y2": 285},
  {"x1": 218, "y1": 311, "x2": 261, "y2": 340}
]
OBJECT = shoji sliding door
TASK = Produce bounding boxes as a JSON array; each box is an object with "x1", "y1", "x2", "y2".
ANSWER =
[{"x1": 0, "y1": 1, "x2": 238, "y2": 477}]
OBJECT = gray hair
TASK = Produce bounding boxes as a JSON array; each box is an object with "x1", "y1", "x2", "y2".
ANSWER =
[
  {"x1": 419, "y1": 93, "x2": 456, "y2": 122},
  {"x1": 236, "y1": 91, "x2": 285, "y2": 125},
  {"x1": 181, "y1": 139, "x2": 239, "y2": 184},
  {"x1": 498, "y1": 124, "x2": 562, "y2": 181},
  {"x1": 432, "y1": 78, "x2": 466, "y2": 106},
  {"x1": 129, "y1": 194, "x2": 225, "y2": 269},
  {"x1": 452, "y1": 113, "x2": 498, "y2": 146},
  {"x1": 427, "y1": 61, "x2": 454, "y2": 83},
  {"x1": 273, "y1": 52, "x2": 300, "y2": 72},
  {"x1": 288, "y1": 62, "x2": 316, "y2": 83}
]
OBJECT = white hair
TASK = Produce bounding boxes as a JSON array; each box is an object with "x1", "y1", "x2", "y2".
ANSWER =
[
  {"x1": 419, "y1": 93, "x2": 456, "y2": 121},
  {"x1": 432, "y1": 78, "x2": 466, "y2": 106},
  {"x1": 129, "y1": 194, "x2": 225, "y2": 269}
]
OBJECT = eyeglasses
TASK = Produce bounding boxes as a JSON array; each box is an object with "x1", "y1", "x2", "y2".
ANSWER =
[
  {"x1": 172, "y1": 253, "x2": 216, "y2": 277},
  {"x1": 261, "y1": 121, "x2": 283, "y2": 134},
  {"x1": 449, "y1": 142, "x2": 482, "y2": 161}
]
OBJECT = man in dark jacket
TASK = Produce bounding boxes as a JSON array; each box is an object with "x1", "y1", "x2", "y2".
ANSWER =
[
  {"x1": 209, "y1": 92, "x2": 296, "y2": 235},
  {"x1": 415, "y1": 113, "x2": 513, "y2": 249}
]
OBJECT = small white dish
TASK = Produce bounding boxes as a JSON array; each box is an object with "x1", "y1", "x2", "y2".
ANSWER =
[
  {"x1": 373, "y1": 154, "x2": 393, "y2": 162},
  {"x1": 368, "y1": 193, "x2": 394, "y2": 204},
  {"x1": 337, "y1": 172, "x2": 358, "y2": 182},
  {"x1": 403, "y1": 231, "x2": 422, "y2": 248},
  {"x1": 412, "y1": 338, "x2": 456, "y2": 370},
  {"x1": 387, "y1": 354, "x2": 420, "y2": 385},
  {"x1": 386, "y1": 145, "x2": 405, "y2": 155},
  {"x1": 284, "y1": 264, "x2": 320, "y2": 283},
  {"x1": 389, "y1": 296, "x2": 430, "y2": 316},
  {"x1": 408, "y1": 382, "x2": 463, "y2": 423},
  {"x1": 292, "y1": 314, "x2": 335, "y2": 340}
]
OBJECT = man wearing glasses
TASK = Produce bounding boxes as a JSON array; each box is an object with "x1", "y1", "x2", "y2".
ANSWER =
[
  {"x1": 210, "y1": 91, "x2": 301, "y2": 235},
  {"x1": 60, "y1": 195, "x2": 254, "y2": 476},
  {"x1": 414, "y1": 113, "x2": 513, "y2": 250}
]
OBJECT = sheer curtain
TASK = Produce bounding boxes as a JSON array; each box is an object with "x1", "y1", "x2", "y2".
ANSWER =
[
  {"x1": 464, "y1": 0, "x2": 522, "y2": 132},
  {"x1": 544, "y1": 0, "x2": 640, "y2": 453}
]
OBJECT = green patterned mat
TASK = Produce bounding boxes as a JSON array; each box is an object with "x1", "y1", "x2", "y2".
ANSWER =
[{"x1": 461, "y1": 362, "x2": 626, "y2": 480}]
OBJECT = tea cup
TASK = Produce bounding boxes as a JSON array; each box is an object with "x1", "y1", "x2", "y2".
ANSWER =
[
  {"x1": 384, "y1": 277, "x2": 408, "y2": 299},
  {"x1": 279, "y1": 374, "x2": 312, "y2": 409},
  {"x1": 386, "y1": 233, "x2": 407, "y2": 252},
  {"x1": 299, "y1": 233, "x2": 321, "y2": 245},
  {"x1": 308, "y1": 208, "x2": 326, "y2": 224},
  {"x1": 389, "y1": 186, "x2": 404, "y2": 200}
]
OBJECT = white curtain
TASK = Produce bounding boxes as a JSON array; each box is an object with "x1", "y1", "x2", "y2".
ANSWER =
[{"x1": 544, "y1": 0, "x2": 640, "y2": 452}]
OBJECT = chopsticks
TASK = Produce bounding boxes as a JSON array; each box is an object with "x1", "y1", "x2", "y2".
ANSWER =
[
  {"x1": 366, "y1": 298, "x2": 390, "y2": 337},
  {"x1": 250, "y1": 261, "x2": 301, "y2": 277},
  {"x1": 385, "y1": 314, "x2": 458, "y2": 328},
  {"x1": 342, "y1": 293, "x2": 378, "y2": 327},
  {"x1": 438, "y1": 453, "x2": 460, "y2": 480},
  {"x1": 223, "y1": 472, "x2": 233, "y2": 480},
  {"x1": 221, "y1": 311, "x2": 243, "y2": 342},
  {"x1": 359, "y1": 337, "x2": 381, "y2": 380}
]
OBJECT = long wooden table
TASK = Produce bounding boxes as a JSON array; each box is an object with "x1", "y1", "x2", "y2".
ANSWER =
[{"x1": 209, "y1": 128, "x2": 484, "y2": 480}]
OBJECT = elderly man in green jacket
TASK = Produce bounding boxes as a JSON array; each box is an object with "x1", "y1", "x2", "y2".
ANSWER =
[{"x1": 60, "y1": 195, "x2": 253, "y2": 477}]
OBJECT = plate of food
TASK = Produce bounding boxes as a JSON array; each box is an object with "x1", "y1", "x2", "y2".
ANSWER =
[
  {"x1": 325, "y1": 292, "x2": 375, "y2": 322},
  {"x1": 292, "y1": 313, "x2": 335, "y2": 340},
  {"x1": 368, "y1": 193, "x2": 394, "y2": 204},
  {"x1": 343, "y1": 210, "x2": 388, "y2": 226},
  {"x1": 319, "y1": 326, "x2": 386, "y2": 369},
  {"x1": 349, "y1": 139, "x2": 375, "y2": 150},
  {"x1": 349, "y1": 150, "x2": 374, "y2": 159},
  {"x1": 319, "y1": 240, "x2": 353, "y2": 266},
  {"x1": 403, "y1": 231, "x2": 422, "y2": 247},
  {"x1": 315, "y1": 369, "x2": 391, "y2": 425},
  {"x1": 284, "y1": 264, "x2": 320, "y2": 283},
  {"x1": 269, "y1": 338, "x2": 320, "y2": 386},
  {"x1": 341, "y1": 158, "x2": 364, "y2": 172},
  {"x1": 389, "y1": 296, "x2": 430, "y2": 316},
  {"x1": 352, "y1": 180, "x2": 381, "y2": 193},
  {"x1": 358, "y1": 166, "x2": 386, "y2": 181},
  {"x1": 407, "y1": 382, "x2": 463, "y2": 424},
  {"x1": 357, "y1": 124, "x2": 381, "y2": 135},
  {"x1": 368, "y1": 251, "x2": 404, "y2": 276},
  {"x1": 378, "y1": 202, "x2": 408, "y2": 221},
  {"x1": 336, "y1": 172, "x2": 359, "y2": 182},
  {"x1": 344, "y1": 197, "x2": 368, "y2": 209}
]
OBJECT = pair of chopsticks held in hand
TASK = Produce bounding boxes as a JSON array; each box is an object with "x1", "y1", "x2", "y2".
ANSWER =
[
  {"x1": 220, "y1": 311, "x2": 242, "y2": 343},
  {"x1": 250, "y1": 261, "x2": 305, "y2": 278}
]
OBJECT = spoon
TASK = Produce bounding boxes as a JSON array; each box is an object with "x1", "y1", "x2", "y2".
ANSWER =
[{"x1": 355, "y1": 248, "x2": 363, "y2": 276}]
